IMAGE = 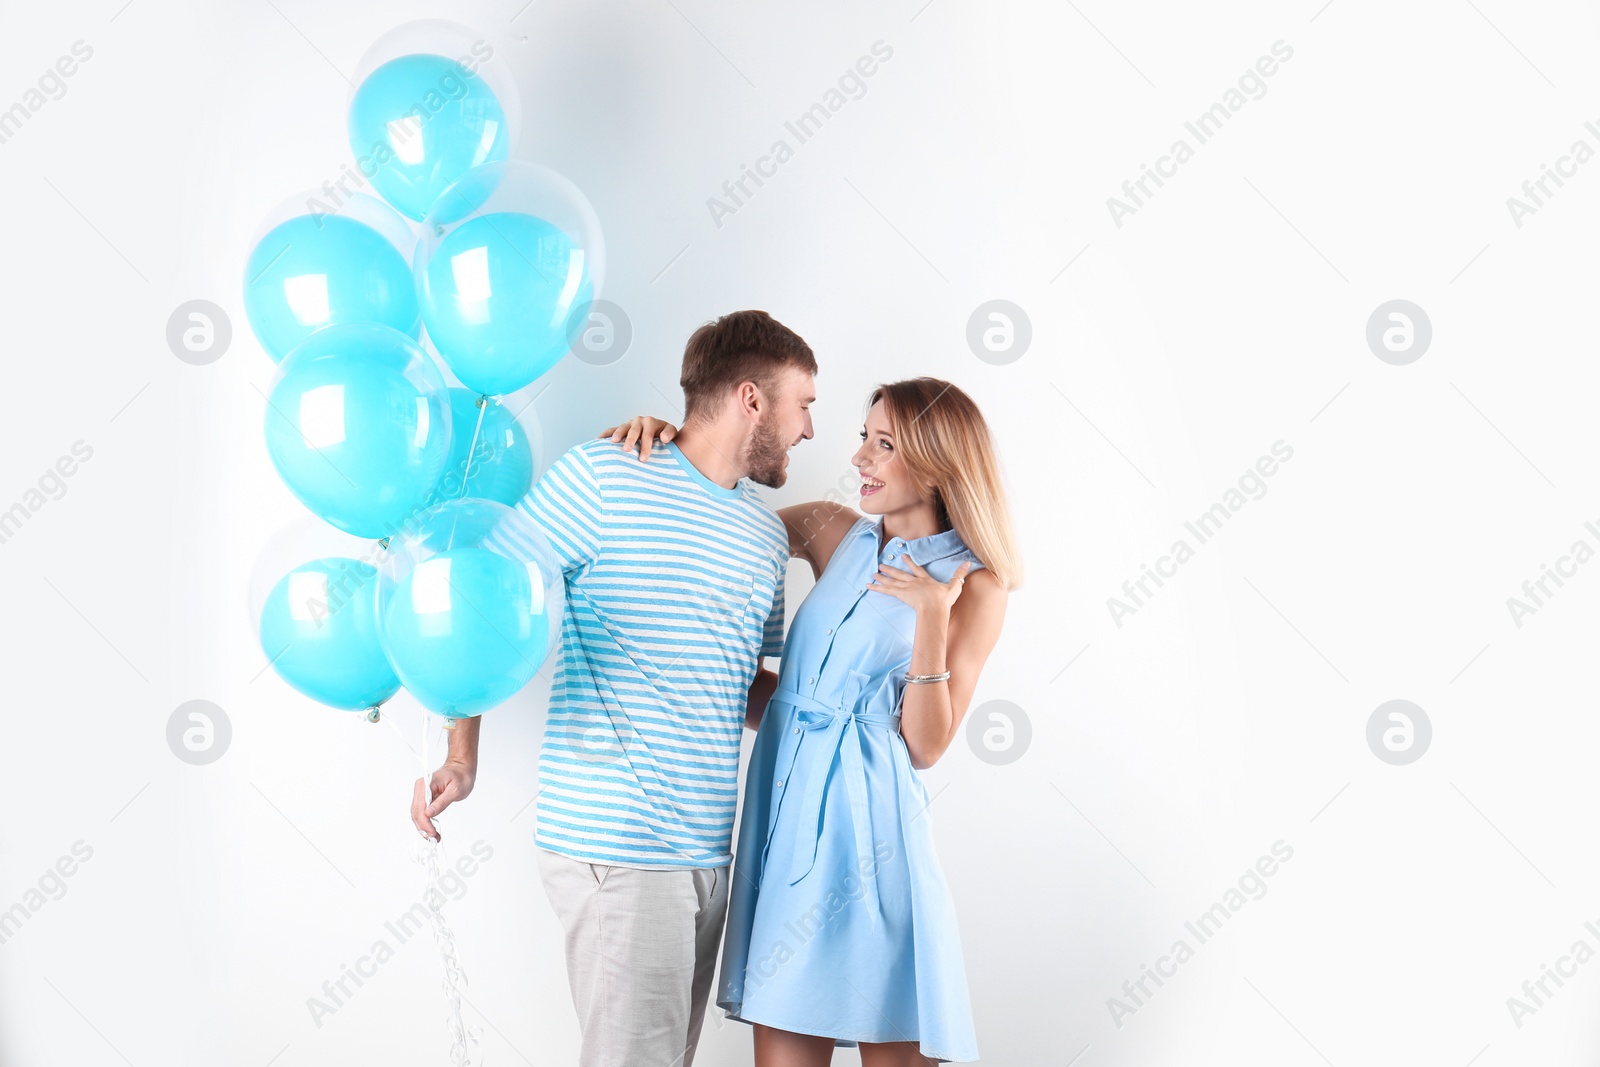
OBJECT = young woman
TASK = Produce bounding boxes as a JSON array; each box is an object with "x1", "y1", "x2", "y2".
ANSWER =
[{"x1": 605, "y1": 377, "x2": 1021, "y2": 1065}]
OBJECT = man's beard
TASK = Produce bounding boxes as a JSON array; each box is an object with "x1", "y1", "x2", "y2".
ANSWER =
[{"x1": 742, "y1": 416, "x2": 788, "y2": 489}]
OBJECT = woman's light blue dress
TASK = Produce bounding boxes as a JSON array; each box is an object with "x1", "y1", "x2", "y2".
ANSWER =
[{"x1": 716, "y1": 515, "x2": 982, "y2": 1063}]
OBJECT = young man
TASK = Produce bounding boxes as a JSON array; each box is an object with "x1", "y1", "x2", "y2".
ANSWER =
[{"x1": 411, "y1": 309, "x2": 817, "y2": 1067}]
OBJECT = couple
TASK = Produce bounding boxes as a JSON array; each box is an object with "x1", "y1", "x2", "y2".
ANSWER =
[{"x1": 412, "y1": 310, "x2": 1021, "y2": 1066}]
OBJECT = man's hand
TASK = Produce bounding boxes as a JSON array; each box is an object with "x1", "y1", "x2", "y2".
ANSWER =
[
  {"x1": 412, "y1": 716, "x2": 482, "y2": 841},
  {"x1": 411, "y1": 760, "x2": 476, "y2": 842}
]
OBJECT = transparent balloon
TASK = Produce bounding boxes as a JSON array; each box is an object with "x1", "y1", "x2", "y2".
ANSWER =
[
  {"x1": 243, "y1": 191, "x2": 419, "y2": 362},
  {"x1": 248, "y1": 514, "x2": 399, "y2": 714},
  {"x1": 434, "y1": 387, "x2": 543, "y2": 507},
  {"x1": 347, "y1": 21, "x2": 521, "y2": 221},
  {"x1": 415, "y1": 161, "x2": 605, "y2": 396},
  {"x1": 497, "y1": 377, "x2": 551, "y2": 479},
  {"x1": 263, "y1": 322, "x2": 454, "y2": 538},
  {"x1": 377, "y1": 498, "x2": 565, "y2": 718}
]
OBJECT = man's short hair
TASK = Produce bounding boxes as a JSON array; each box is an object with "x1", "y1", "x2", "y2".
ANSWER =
[{"x1": 679, "y1": 310, "x2": 817, "y2": 423}]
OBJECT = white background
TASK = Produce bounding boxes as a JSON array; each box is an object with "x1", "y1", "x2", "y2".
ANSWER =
[{"x1": 1, "y1": 1, "x2": 1598, "y2": 1064}]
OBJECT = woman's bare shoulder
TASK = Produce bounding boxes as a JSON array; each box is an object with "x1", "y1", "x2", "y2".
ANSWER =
[{"x1": 778, "y1": 501, "x2": 862, "y2": 568}]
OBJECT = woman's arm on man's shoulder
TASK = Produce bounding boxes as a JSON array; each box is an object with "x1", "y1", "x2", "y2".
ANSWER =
[{"x1": 778, "y1": 501, "x2": 859, "y2": 576}]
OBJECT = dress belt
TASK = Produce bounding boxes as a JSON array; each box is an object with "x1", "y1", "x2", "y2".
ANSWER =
[{"x1": 764, "y1": 685, "x2": 901, "y2": 928}]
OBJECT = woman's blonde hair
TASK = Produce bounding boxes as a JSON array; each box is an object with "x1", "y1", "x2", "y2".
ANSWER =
[{"x1": 868, "y1": 377, "x2": 1023, "y2": 590}]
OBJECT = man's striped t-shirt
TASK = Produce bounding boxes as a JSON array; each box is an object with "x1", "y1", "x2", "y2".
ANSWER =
[{"x1": 515, "y1": 437, "x2": 788, "y2": 868}]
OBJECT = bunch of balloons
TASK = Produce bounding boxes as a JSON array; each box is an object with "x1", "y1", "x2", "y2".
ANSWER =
[{"x1": 244, "y1": 21, "x2": 602, "y2": 722}]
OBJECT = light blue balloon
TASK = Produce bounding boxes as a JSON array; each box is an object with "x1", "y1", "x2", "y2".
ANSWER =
[
  {"x1": 243, "y1": 212, "x2": 419, "y2": 362},
  {"x1": 348, "y1": 53, "x2": 510, "y2": 221},
  {"x1": 378, "y1": 500, "x2": 561, "y2": 718},
  {"x1": 437, "y1": 388, "x2": 535, "y2": 505},
  {"x1": 264, "y1": 323, "x2": 453, "y2": 538},
  {"x1": 259, "y1": 557, "x2": 401, "y2": 711},
  {"x1": 415, "y1": 212, "x2": 593, "y2": 395}
]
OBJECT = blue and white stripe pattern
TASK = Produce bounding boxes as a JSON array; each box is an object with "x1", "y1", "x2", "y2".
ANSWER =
[{"x1": 515, "y1": 438, "x2": 788, "y2": 868}]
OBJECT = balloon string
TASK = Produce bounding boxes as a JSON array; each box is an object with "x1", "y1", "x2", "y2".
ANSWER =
[
  {"x1": 458, "y1": 396, "x2": 491, "y2": 499},
  {"x1": 415, "y1": 710, "x2": 482, "y2": 1066}
]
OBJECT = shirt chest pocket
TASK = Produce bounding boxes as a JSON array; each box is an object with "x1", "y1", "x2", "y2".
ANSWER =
[
  {"x1": 678, "y1": 568, "x2": 767, "y2": 634},
  {"x1": 746, "y1": 568, "x2": 777, "y2": 626},
  {"x1": 685, "y1": 572, "x2": 750, "y2": 619},
  {"x1": 732, "y1": 570, "x2": 776, "y2": 656}
]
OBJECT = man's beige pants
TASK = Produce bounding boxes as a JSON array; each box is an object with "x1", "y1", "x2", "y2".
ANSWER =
[{"x1": 537, "y1": 847, "x2": 731, "y2": 1067}]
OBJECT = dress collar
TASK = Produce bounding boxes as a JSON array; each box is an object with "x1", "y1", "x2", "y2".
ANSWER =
[{"x1": 862, "y1": 514, "x2": 969, "y2": 564}]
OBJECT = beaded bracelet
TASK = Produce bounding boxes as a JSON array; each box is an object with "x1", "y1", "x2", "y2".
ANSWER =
[{"x1": 904, "y1": 671, "x2": 951, "y2": 684}]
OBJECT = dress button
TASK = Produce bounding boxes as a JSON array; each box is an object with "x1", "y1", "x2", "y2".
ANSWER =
[
  {"x1": 886, "y1": 553, "x2": 896, "y2": 560},
  {"x1": 775, "y1": 779, "x2": 784, "y2": 788},
  {"x1": 793, "y1": 727, "x2": 800, "y2": 734},
  {"x1": 825, "y1": 628, "x2": 833, "y2": 634},
  {"x1": 808, "y1": 676, "x2": 816, "y2": 685}
]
